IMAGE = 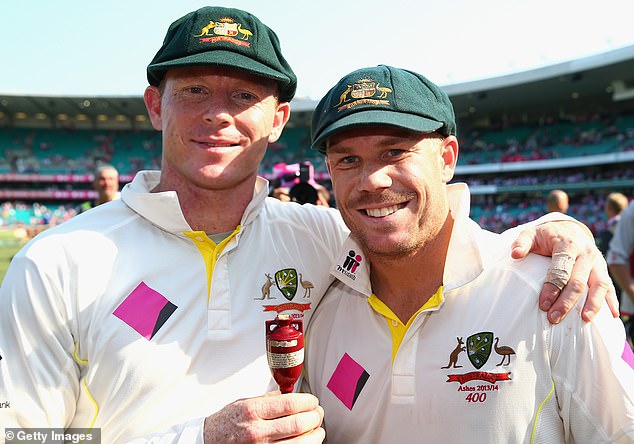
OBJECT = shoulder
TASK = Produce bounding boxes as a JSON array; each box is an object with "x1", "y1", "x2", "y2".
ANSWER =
[
  {"x1": 14, "y1": 200, "x2": 134, "y2": 259},
  {"x1": 472, "y1": 224, "x2": 551, "y2": 296},
  {"x1": 308, "y1": 279, "x2": 361, "y2": 336},
  {"x1": 263, "y1": 198, "x2": 348, "y2": 235}
]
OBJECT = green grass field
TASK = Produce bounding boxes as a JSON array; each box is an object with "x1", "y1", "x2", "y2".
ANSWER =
[{"x1": 0, "y1": 229, "x2": 26, "y2": 285}]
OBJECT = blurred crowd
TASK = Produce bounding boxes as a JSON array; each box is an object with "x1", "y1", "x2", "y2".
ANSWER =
[{"x1": 2, "y1": 111, "x2": 634, "y2": 239}]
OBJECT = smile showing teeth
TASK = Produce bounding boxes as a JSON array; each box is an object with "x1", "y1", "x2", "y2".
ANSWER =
[
  {"x1": 366, "y1": 205, "x2": 400, "y2": 217},
  {"x1": 203, "y1": 142, "x2": 234, "y2": 147}
]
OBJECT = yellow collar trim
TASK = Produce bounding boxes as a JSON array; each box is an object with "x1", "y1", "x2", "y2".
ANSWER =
[{"x1": 368, "y1": 286, "x2": 444, "y2": 362}]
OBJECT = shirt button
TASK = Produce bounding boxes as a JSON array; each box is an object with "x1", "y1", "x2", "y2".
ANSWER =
[
  {"x1": 195, "y1": 236, "x2": 205, "y2": 242},
  {"x1": 391, "y1": 320, "x2": 399, "y2": 327}
]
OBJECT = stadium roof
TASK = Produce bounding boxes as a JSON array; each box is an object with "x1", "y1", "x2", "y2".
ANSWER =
[
  {"x1": 445, "y1": 44, "x2": 634, "y2": 123},
  {"x1": 1, "y1": 45, "x2": 634, "y2": 130}
]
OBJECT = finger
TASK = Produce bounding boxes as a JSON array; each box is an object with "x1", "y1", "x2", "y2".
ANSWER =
[
  {"x1": 529, "y1": 221, "x2": 583, "y2": 258},
  {"x1": 258, "y1": 393, "x2": 321, "y2": 420},
  {"x1": 282, "y1": 426, "x2": 326, "y2": 443},
  {"x1": 605, "y1": 288, "x2": 620, "y2": 318},
  {"x1": 543, "y1": 251, "x2": 576, "y2": 291},
  {"x1": 538, "y1": 282, "x2": 560, "y2": 313},
  {"x1": 581, "y1": 280, "x2": 610, "y2": 322},
  {"x1": 510, "y1": 225, "x2": 537, "y2": 259},
  {"x1": 547, "y1": 255, "x2": 592, "y2": 324},
  {"x1": 266, "y1": 408, "x2": 324, "y2": 441},
  {"x1": 585, "y1": 256, "x2": 619, "y2": 319},
  {"x1": 263, "y1": 390, "x2": 283, "y2": 397}
]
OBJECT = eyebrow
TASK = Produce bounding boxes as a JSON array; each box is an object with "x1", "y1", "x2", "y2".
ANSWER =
[{"x1": 327, "y1": 134, "x2": 415, "y2": 153}]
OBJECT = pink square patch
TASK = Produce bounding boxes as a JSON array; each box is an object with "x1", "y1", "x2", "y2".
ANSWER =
[
  {"x1": 326, "y1": 353, "x2": 369, "y2": 410},
  {"x1": 113, "y1": 282, "x2": 177, "y2": 340}
]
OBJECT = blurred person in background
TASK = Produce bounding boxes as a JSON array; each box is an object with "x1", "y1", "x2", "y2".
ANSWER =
[
  {"x1": 79, "y1": 164, "x2": 120, "y2": 212},
  {"x1": 598, "y1": 192, "x2": 629, "y2": 256},
  {"x1": 607, "y1": 198, "x2": 634, "y2": 345},
  {"x1": 546, "y1": 189, "x2": 569, "y2": 214},
  {"x1": 270, "y1": 184, "x2": 291, "y2": 202}
]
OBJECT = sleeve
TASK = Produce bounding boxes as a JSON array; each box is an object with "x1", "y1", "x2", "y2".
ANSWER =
[
  {"x1": 549, "y1": 299, "x2": 634, "y2": 442},
  {"x1": 608, "y1": 203, "x2": 634, "y2": 265},
  {"x1": 0, "y1": 253, "x2": 236, "y2": 443},
  {"x1": 0, "y1": 252, "x2": 80, "y2": 429}
]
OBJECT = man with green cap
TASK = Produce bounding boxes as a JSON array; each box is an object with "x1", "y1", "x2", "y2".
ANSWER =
[
  {"x1": 0, "y1": 7, "x2": 618, "y2": 443},
  {"x1": 303, "y1": 65, "x2": 634, "y2": 443},
  {"x1": 0, "y1": 6, "x2": 334, "y2": 443}
]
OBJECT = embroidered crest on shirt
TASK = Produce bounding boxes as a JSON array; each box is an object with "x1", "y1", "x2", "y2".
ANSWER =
[
  {"x1": 257, "y1": 269, "x2": 312, "y2": 314},
  {"x1": 441, "y1": 332, "x2": 514, "y2": 403}
]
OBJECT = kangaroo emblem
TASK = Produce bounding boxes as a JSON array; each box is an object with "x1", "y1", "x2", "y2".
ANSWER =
[
  {"x1": 195, "y1": 21, "x2": 216, "y2": 37},
  {"x1": 335, "y1": 85, "x2": 352, "y2": 106},
  {"x1": 256, "y1": 273, "x2": 275, "y2": 300},
  {"x1": 441, "y1": 337, "x2": 465, "y2": 369}
]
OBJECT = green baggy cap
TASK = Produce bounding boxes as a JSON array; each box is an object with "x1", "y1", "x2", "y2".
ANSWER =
[
  {"x1": 311, "y1": 65, "x2": 456, "y2": 152},
  {"x1": 147, "y1": 6, "x2": 297, "y2": 102}
]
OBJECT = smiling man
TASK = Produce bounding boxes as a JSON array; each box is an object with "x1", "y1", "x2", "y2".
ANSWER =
[
  {"x1": 304, "y1": 65, "x2": 634, "y2": 443},
  {"x1": 0, "y1": 7, "x2": 622, "y2": 444}
]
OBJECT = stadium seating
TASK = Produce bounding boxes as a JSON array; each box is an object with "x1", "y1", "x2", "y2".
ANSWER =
[{"x1": 1, "y1": 107, "x2": 634, "y2": 237}]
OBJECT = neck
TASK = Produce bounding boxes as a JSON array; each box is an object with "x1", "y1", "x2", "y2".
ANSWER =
[
  {"x1": 155, "y1": 174, "x2": 258, "y2": 234},
  {"x1": 368, "y1": 214, "x2": 454, "y2": 323}
]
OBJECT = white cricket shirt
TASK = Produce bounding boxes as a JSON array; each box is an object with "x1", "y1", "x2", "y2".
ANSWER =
[
  {"x1": 0, "y1": 171, "x2": 348, "y2": 443},
  {"x1": 305, "y1": 183, "x2": 634, "y2": 444}
]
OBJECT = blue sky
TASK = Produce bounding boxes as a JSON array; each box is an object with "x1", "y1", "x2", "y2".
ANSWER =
[{"x1": 2, "y1": 0, "x2": 634, "y2": 100}]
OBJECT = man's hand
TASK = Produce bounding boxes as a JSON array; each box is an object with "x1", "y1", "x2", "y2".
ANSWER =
[
  {"x1": 511, "y1": 220, "x2": 618, "y2": 324},
  {"x1": 203, "y1": 392, "x2": 325, "y2": 443}
]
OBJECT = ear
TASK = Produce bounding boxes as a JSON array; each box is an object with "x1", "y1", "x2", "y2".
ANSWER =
[
  {"x1": 268, "y1": 101, "x2": 291, "y2": 143},
  {"x1": 144, "y1": 86, "x2": 163, "y2": 131},
  {"x1": 439, "y1": 135, "x2": 459, "y2": 183}
]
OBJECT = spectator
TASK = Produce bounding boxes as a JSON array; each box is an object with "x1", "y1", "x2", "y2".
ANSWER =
[
  {"x1": 79, "y1": 164, "x2": 121, "y2": 213},
  {"x1": 607, "y1": 200, "x2": 634, "y2": 344},
  {"x1": 546, "y1": 189, "x2": 569, "y2": 214},
  {"x1": 598, "y1": 192, "x2": 629, "y2": 256}
]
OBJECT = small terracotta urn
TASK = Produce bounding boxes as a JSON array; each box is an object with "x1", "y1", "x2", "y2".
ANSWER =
[{"x1": 265, "y1": 314, "x2": 304, "y2": 393}]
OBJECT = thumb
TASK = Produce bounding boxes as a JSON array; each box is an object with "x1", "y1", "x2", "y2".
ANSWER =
[{"x1": 511, "y1": 226, "x2": 536, "y2": 259}]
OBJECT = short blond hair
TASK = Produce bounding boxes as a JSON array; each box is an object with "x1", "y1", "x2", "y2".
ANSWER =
[{"x1": 605, "y1": 192, "x2": 629, "y2": 216}]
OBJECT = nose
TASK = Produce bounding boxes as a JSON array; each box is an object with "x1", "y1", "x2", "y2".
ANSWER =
[
  {"x1": 203, "y1": 96, "x2": 233, "y2": 127},
  {"x1": 359, "y1": 163, "x2": 392, "y2": 193}
]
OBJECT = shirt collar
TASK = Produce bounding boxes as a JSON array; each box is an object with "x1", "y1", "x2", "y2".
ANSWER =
[{"x1": 121, "y1": 171, "x2": 269, "y2": 235}]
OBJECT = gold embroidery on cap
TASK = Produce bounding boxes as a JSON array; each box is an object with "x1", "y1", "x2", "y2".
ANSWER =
[
  {"x1": 335, "y1": 78, "x2": 392, "y2": 112},
  {"x1": 195, "y1": 17, "x2": 253, "y2": 47}
]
